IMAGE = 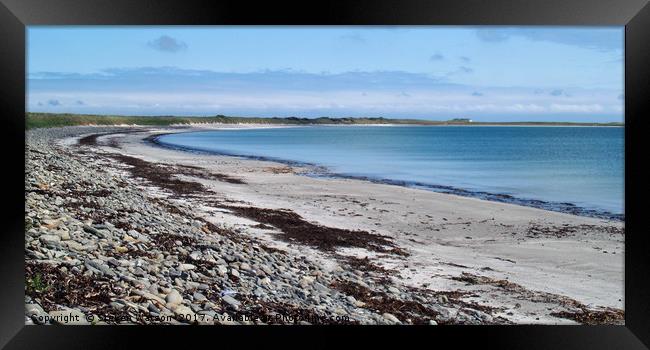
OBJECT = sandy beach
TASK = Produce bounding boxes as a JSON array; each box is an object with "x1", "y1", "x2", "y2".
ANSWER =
[{"x1": 25, "y1": 125, "x2": 624, "y2": 325}]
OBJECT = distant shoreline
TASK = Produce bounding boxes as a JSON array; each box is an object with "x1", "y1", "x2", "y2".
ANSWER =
[{"x1": 26, "y1": 112, "x2": 624, "y2": 130}]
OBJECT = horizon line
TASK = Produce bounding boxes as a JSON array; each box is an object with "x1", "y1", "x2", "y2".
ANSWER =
[{"x1": 26, "y1": 111, "x2": 625, "y2": 125}]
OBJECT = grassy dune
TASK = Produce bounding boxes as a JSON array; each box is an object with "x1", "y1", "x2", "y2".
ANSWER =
[{"x1": 26, "y1": 112, "x2": 624, "y2": 129}]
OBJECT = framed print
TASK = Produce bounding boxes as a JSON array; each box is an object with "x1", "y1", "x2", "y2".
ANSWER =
[{"x1": 1, "y1": 0, "x2": 649, "y2": 349}]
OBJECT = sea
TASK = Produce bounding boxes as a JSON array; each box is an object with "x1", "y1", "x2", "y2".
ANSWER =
[{"x1": 155, "y1": 125, "x2": 624, "y2": 220}]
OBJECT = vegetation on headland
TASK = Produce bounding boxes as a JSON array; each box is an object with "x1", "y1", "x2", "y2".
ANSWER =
[{"x1": 25, "y1": 112, "x2": 624, "y2": 130}]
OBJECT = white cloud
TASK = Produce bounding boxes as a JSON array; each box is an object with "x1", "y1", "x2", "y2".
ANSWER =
[
  {"x1": 27, "y1": 67, "x2": 623, "y2": 121},
  {"x1": 550, "y1": 104, "x2": 604, "y2": 112}
]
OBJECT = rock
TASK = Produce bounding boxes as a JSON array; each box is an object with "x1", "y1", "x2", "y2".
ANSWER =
[
  {"x1": 387, "y1": 286, "x2": 401, "y2": 294},
  {"x1": 39, "y1": 234, "x2": 60, "y2": 245},
  {"x1": 165, "y1": 289, "x2": 183, "y2": 307},
  {"x1": 56, "y1": 229, "x2": 71, "y2": 241},
  {"x1": 110, "y1": 301, "x2": 126, "y2": 310},
  {"x1": 127, "y1": 229, "x2": 140, "y2": 237},
  {"x1": 41, "y1": 219, "x2": 61, "y2": 229},
  {"x1": 193, "y1": 292, "x2": 207, "y2": 302},
  {"x1": 120, "y1": 273, "x2": 147, "y2": 288},
  {"x1": 230, "y1": 268, "x2": 240, "y2": 277},
  {"x1": 127, "y1": 229, "x2": 150, "y2": 243},
  {"x1": 382, "y1": 313, "x2": 401, "y2": 324},
  {"x1": 464, "y1": 309, "x2": 493, "y2": 323},
  {"x1": 355, "y1": 279, "x2": 371, "y2": 289},
  {"x1": 85, "y1": 259, "x2": 116, "y2": 278},
  {"x1": 115, "y1": 246, "x2": 129, "y2": 254},
  {"x1": 415, "y1": 295, "x2": 428, "y2": 304},
  {"x1": 132, "y1": 267, "x2": 147, "y2": 277},
  {"x1": 300, "y1": 276, "x2": 315, "y2": 287},
  {"x1": 313, "y1": 282, "x2": 329, "y2": 293},
  {"x1": 429, "y1": 320, "x2": 438, "y2": 325},
  {"x1": 148, "y1": 303, "x2": 161, "y2": 314},
  {"x1": 168, "y1": 269, "x2": 181, "y2": 278},
  {"x1": 25, "y1": 303, "x2": 48, "y2": 324},
  {"x1": 222, "y1": 295, "x2": 241, "y2": 309},
  {"x1": 260, "y1": 265, "x2": 273, "y2": 275},
  {"x1": 185, "y1": 281, "x2": 200, "y2": 290},
  {"x1": 217, "y1": 265, "x2": 228, "y2": 275},
  {"x1": 178, "y1": 263, "x2": 196, "y2": 271},
  {"x1": 83, "y1": 225, "x2": 107, "y2": 238}
]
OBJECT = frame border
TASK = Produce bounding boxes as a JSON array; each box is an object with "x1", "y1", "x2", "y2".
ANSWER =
[{"x1": 2, "y1": 0, "x2": 649, "y2": 349}]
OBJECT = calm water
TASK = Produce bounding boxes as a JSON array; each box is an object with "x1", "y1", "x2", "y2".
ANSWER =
[{"x1": 156, "y1": 126, "x2": 624, "y2": 219}]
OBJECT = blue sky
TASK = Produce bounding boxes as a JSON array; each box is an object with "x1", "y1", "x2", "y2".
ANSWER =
[{"x1": 27, "y1": 26, "x2": 624, "y2": 121}]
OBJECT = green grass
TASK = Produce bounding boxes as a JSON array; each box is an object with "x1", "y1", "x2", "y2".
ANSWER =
[
  {"x1": 26, "y1": 113, "x2": 226, "y2": 129},
  {"x1": 25, "y1": 112, "x2": 624, "y2": 130},
  {"x1": 26, "y1": 273, "x2": 51, "y2": 293}
]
